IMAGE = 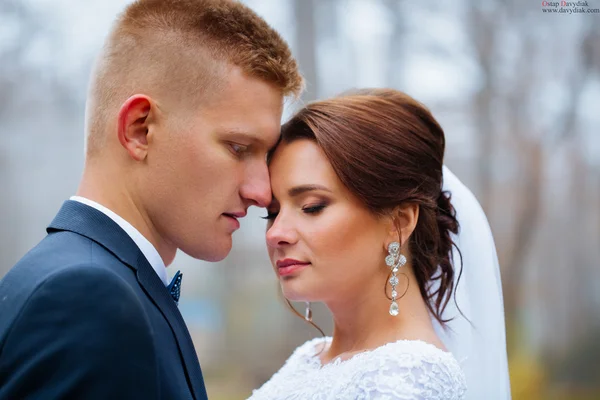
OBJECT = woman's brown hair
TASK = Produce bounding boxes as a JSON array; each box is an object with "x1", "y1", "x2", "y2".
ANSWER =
[{"x1": 276, "y1": 88, "x2": 461, "y2": 326}]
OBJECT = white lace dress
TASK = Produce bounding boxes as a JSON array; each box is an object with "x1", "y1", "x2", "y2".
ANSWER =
[{"x1": 248, "y1": 337, "x2": 466, "y2": 400}]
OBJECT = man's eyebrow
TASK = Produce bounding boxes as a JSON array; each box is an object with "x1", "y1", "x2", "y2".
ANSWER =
[
  {"x1": 288, "y1": 184, "x2": 332, "y2": 197},
  {"x1": 221, "y1": 128, "x2": 279, "y2": 149}
]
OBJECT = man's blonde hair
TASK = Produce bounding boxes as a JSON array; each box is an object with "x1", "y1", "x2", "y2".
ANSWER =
[{"x1": 85, "y1": 0, "x2": 303, "y2": 156}]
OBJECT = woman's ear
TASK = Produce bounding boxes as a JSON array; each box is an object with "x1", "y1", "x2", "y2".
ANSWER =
[{"x1": 385, "y1": 203, "x2": 419, "y2": 248}]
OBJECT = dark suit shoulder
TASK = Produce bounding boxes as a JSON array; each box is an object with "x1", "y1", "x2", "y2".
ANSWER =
[
  {"x1": 1, "y1": 261, "x2": 152, "y2": 345},
  {"x1": 0, "y1": 255, "x2": 159, "y2": 399},
  {"x1": 25, "y1": 228, "x2": 123, "y2": 268},
  {"x1": 0, "y1": 230, "x2": 135, "y2": 324}
]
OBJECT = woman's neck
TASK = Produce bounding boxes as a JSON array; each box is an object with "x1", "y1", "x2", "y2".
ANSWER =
[{"x1": 321, "y1": 270, "x2": 441, "y2": 363}]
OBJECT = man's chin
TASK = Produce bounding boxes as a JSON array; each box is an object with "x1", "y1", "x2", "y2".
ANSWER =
[{"x1": 182, "y1": 239, "x2": 232, "y2": 262}]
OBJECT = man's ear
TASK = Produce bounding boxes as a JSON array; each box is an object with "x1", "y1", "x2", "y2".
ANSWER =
[
  {"x1": 117, "y1": 95, "x2": 153, "y2": 161},
  {"x1": 385, "y1": 203, "x2": 420, "y2": 248}
]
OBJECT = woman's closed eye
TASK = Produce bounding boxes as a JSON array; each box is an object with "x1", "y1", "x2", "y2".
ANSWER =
[
  {"x1": 302, "y1": 203, "x2": 327, "y2": 214},
  {"x1": 261, "y1": 203, "x2": 327, "y2": 220}
]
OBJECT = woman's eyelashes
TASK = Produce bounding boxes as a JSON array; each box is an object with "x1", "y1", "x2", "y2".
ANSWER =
[
  {"x1": 261, "y1": 211, "x2": 279, "y2": 220},
  {"x1": 301, "y1": 203, "x2": 327, "y2": 214},
  {"x1": 261, "y1": 203, "x2": 328, "y2": 220}
]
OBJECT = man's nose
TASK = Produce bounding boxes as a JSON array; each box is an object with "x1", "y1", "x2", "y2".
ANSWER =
[{"x1": 240, "y1": 162, "x2": 272, "y2": 208}]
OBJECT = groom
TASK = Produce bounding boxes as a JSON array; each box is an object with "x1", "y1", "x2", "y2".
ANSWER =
[{"x1": 0, "y1": 0, "x2": 302, "y2": 399}]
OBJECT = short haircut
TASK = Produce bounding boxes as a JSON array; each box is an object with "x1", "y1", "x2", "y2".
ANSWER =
[{"x1": 85, "y1": 0, "x2": 303, "y2": 155}]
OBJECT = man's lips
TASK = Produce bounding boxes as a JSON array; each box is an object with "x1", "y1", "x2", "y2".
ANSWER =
[
  {"x1": 222, "y1": 211, "x2": 245, "y2": 229},
  {"x1": 223, "y1": 211, "x2": 247, "y2": 219},
  {"x1": 276, "y1": 259, "x2": 311, "y2": 277}
]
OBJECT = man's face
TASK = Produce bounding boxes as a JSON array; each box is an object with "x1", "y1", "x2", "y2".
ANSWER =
[{"x1": 144, "y1": 66, "x2": 283, "y2": 262}]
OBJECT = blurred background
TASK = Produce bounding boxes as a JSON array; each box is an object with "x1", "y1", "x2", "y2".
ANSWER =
[{"x1": 1, "y1": 0, "x2": 599, "y2": 398}]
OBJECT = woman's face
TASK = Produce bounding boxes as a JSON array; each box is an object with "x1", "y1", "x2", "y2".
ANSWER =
[{"x1": 265, "y1": 139, "x2": 390, "y2": 303}]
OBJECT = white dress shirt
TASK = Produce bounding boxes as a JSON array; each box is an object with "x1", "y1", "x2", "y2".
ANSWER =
[{"x1": 70, "y1": 196, "x2": 169, "y2": 286}]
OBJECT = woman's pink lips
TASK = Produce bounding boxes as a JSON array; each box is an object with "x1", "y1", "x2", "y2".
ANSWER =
[
  {"x1": 276, "y1": 259, "x2": 310, "y2": 277},
  {"x1": 278, "y1": 264, "x2": 310, "y2": 277}
]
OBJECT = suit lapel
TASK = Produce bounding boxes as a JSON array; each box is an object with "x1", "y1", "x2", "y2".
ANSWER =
[
  {"x1": 48, "y1": 201, "x2": 207, "y2": 400},
  {"x1": 135, "y1": 253, "x2": 207, "y2": 400}
]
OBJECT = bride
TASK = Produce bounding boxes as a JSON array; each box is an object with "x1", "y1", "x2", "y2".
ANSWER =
[{"x1": 249, "y1": 89, "x2": 511, "y2": 399}]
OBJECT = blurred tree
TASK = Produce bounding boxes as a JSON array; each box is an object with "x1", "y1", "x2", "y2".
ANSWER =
[
  {"x1": 294, "y1": 0, "x2": 318, "y2": 102},
  {"x1": 0, "y1": 0, "x2": 41, "y2": 275},
  {"x1": 503, "y1": 24, "x2": 597, "y2": 349},
  {"x1": 466, "y1": 0, "x2": 501, "y2": 215},
  {"x1": 459, "y1": 2, "x2": 600, "y2": 395},
  {"x1": 0, "y1": 0, "x2": 77, "y2": 274},
  {"x1": 462, "y1": 0, "x2": 599, "y2": 346},
  {"x1": 0, "y1": 0, "x2": 38, "y2": 114},
  {"x1": 382, "y1": 0, "x2": 405, "y2": 88}
]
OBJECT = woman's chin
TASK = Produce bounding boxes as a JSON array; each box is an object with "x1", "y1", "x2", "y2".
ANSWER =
[{"x1": 280, "y1": 284, "x2": 310, "y2": 303}]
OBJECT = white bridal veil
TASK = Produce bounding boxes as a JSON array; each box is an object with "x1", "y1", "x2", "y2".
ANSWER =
[{"x1": 433, "y1": 166, "x2": 512, "y2": 399}]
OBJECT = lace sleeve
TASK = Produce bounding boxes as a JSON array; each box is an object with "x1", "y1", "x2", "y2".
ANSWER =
[
  {"x1": 248, "y1": 339, "x2": 466, "y2": 400},
  {"x1": 347, "y1": 346, "x2": 467, "y2": 400}
]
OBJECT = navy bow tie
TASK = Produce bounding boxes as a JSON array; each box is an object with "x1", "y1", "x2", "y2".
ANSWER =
[{"x1": 167, "y1": 270, "x2": 183, "y2": 304}]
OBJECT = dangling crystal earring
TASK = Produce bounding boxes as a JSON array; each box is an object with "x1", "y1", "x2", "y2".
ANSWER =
[
  {"x1": 304, "y1": 302, "x2": 312, "y2": 322},
  {"x1": 385, "y1": 241, "x2": 406, "y2": 316}
]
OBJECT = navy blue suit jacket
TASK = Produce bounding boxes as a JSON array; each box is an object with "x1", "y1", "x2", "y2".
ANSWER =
[{"x1": 0, "y1": 201, "x2": 208, "y2": 400}]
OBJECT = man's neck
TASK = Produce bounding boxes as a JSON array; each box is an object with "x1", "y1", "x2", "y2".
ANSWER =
[{"x1": 76, "y1": 169, "x2": 177, "y2": 266}]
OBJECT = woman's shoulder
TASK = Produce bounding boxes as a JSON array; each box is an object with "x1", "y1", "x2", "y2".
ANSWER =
[
  {"x1": 293, "y1": 337, "x2": 465, "y2": 385},
  {"x1": 350, "y1": 340, "x2": 467, "y2": 398},
  {"x1": 373, "y1": 339, "x2": 464, "y2": 371},
  {"x1": 289, "y1": 336, "x2": 462, "y2": 372},
  {"x1": 286, "y1": 336, "x2": 331, "y2": 363},
  {"x1": 251, "y1": 337, "x2": 466, "y2": 399}
]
